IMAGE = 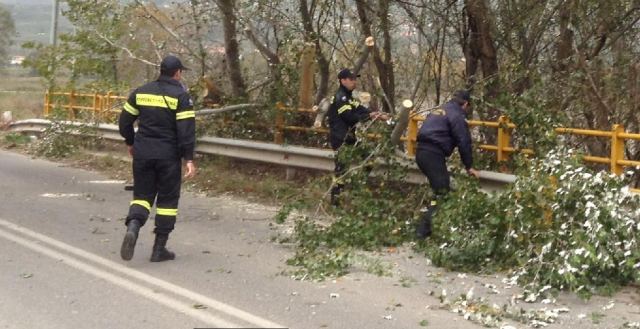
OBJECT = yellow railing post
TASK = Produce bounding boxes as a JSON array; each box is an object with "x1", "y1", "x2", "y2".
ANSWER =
[
  {"x1": 68, "y1": 90, "x2": 76, "y2": 120},
  {"x1": 43, "y1": 90, "x2": 50, "y2": 117},
  {"x1": 496, "y1": 116, "x2": 511, "y2": 162},
  {"x1": 406, "y1": 112, "x2": 418, "y2": 156},
  {"x1": 106, "y1": 91, "x2": 112, "y2": 113},
  {"x1": 274, "y1": 102, "x2": 285, "y2": 144},
  {"x1": 611, "y1": 124, "x2": 624, "y2": 175},
  {"x1": 93, "y1": 91, "x2": 99, "y2": 121},
  {"x1": 107, "y1": 91, "x2": 115, "y2": 121}
]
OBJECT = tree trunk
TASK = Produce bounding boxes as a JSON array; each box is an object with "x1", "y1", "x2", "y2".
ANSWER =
[
  {"x1": 555, "y1": 0, "x2": 574, "y2": 72},
  {"x1": 110, "y1": 51, "x2": 118, "y2": 85},
  {"x1": 379, "y1": 0, "x2": 395, "y2": 112},
  {"x1": 465, "y1": 0, "x2": 499, "y2": 120},
  {"x1": 355, "y1": 0, "x2": 394, "y2": 113},
  {"x1": 217, "y1": 0, "x2": 247, "y2": 99},
  {"x1": 461, "y1": 6, "x2": 479, "y2": 90},
  {"x1": 189, "y1": 0, "x2": 208, "y2": 78},
  {"x1": 299, "y1": 0, "x2": 329, "y2": 104}
]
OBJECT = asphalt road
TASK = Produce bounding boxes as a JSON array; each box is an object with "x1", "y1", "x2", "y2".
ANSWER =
[
  {"x1": 0, "y1": 149, "x2": 472, "y2": 329},
  {"x1": 2, "y1": 149, "x2": 638, "y2": 329}
]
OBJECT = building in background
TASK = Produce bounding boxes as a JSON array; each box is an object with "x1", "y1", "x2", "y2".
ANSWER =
[{"x1": 10, "y1": 55, "x2": 25, "y2": 65}]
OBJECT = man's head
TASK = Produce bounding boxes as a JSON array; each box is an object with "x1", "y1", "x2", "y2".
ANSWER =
[
  {"x1": 160, "y1": 55, "x2": 189, "y2": 80},
  {"x1": 338, "y1": 68, "x2": 359, "y2": 91},
  {"x1": 452, "y1": 89, "x2": 471, "y2": 110}
]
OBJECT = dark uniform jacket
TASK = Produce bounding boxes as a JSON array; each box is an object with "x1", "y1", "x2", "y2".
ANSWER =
[
  {"x1": 119, "y1": 75, "x2": 196, "y2": 161},
  {"x1": 417, "y1": 100, "x2": 473, "y2": 170},
  {"x1": 327, "y1": 85, "x2": 370, "y2": 150}
]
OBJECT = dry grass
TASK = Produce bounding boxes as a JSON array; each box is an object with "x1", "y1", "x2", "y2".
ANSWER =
[
  {"x1": 0, "y1": 67, "x2": 46, "y2": 120},
  {"x1": 190, "y1": 155, "x2": 327, "y2": 205},
  {"x1": 0, "y1": 68, "x2": 44, "y2": 91},
  {"x1": 0, "y1": 92, "x2": 44, "y2": 120}
]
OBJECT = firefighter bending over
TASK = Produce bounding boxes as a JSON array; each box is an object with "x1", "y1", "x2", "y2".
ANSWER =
[{"x1": 415, "y1": 90, "x2": 479, "y2": 239}]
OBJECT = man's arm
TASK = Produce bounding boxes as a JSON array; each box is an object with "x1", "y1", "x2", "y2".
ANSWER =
[
  {"x1": 337, "y1": 98, "x2": 370, "y2": 125},
  {"x1": 449, "y1": 114, "x2": 473, "y2": 170},
  {"x1": 176, "y1": 92, "x2": 196, "y2": 160},
  {"x1": 119, "y1": 92, "x2": 139, "y2": 147}
]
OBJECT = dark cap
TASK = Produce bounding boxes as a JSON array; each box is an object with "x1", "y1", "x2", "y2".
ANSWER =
[
  {"x1": 160, "y1": 55, "x2": 189, "y2": 72},
  {"x1": 337, "y1": 68, "x2": 359, "y2": 80},
  {"x1": 453, "y1": 90, "x2": 471, "y2": 103}
]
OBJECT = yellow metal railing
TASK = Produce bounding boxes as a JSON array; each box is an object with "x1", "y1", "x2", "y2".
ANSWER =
[
  {"x1": 44, "y1": 90, "x2": 126, "y2": 121},
  {"x1": 274, "y1": 105, "x2": 640, "y2": 192},
  {"x1": 44, "y1": 93, "x2": 639, "y2": 192},
  {"x1": 406, "y1": 112, "x2": 640, "y2": 192}
]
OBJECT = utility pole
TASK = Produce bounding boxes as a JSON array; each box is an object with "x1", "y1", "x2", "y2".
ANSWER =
[
  {"x1": 50, "y1": 0, "x2": 59, "y2": 46},
  {"x1": 47, "y1": 0, "x2": 60, "y2": 91}
]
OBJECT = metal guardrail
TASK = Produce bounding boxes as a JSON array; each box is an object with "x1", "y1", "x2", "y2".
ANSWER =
[
  {"x1": 45, "y1": 90, "x2": 640, "y2": 178},
  {"x1": 7, "y1": 119, "x2": 515, "y2": 191},
  {"x1": 274, "y1": 105, "x2": 640, "y2": 177}
]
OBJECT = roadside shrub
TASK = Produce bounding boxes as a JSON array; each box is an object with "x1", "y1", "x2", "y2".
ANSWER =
[
  {"x1": 279, "y1": 135, "x2": 640, "y2": 298},
  {"x1": 33, "y1": 109, "x2": 101, "y2": 158},
  {"x1": 283, "y1": 122, "x2": 427, "y2": 279},
  {"x1": 425, "y1": 147, "x2": 640, "y2": 298}
]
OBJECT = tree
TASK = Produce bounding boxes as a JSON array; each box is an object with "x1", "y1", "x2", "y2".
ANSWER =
[
  {"x1": 216, "y1": 0, "x2": 248, "y2": 99},
  {"x1": 298, "y1": 0, "x2": 330, "y2": 104},
  {"x1": 0, "y1": 4, "x2": 15, "y2": 62},
  {"x1": 461, "y1": 0, "x2": 499, "y2": 119},
  {"x1": 354, "y1": 0, "x2": 395, "y2": 113}
]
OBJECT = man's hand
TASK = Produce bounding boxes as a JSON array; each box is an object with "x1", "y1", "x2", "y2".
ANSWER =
[
  {"x1": 127, "y1": 145, "x2": 134, "y2": 157},
  {"x1": 370, "y1": 111, "x2": 391, "y2": 121},
  {"x1": 467, "y1": 168, "x2": 480, "y2": 178},
  {"x1": 184, "y1": 161, "x2": 196, "y2": 179}
]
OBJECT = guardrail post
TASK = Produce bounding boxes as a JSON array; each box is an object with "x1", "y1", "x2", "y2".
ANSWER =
[
  {"x1": 106, "y1": 91, "x2": 112, "y2": 112},
  {"x1": 496, "y1": 116, "x2": 511, "y2": 162},
  {"x1": 92, "y1": 92, "x2": 99, "y2": 121},
  {"x1": 406, "y1": 111, "x2": 418, "y2": 156},
  {"x1": 274, "y1": 102, "x2": 285, "y2": 144},
  {"x1": 611, "y1": 124, "x2": 624, "y2": 175},
  {"x1": 44, "y1": 90, "x2": 50, "y2": 117},
  {"x1": 69, "y1": 90, "x2": 76, "y2": 120}
]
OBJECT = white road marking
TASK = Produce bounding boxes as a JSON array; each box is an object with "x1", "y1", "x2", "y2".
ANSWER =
[
  {"x1": 86, "y1": 180, "x2": 127, "y2": 184},
  {"x1": 0, "y1": 218, "x2": 285, "y2": 329},
  {"x1": 0, "y1": 226, "x2": 239, "y2": 328},
  {"x1": 40, "y1": 193, "x2": 83, "y2": 198}
]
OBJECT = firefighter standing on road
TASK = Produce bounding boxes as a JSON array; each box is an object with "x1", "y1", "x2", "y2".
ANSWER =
[
  {"x1": 118, "y1": 55, "x2": 196, "y2": 262},
  {"x1": 415, "y1": 90, "x2": 480, "y2": 239},
  {"x1": 328, "y1": 68, "x2": 389, "y2": 206}
]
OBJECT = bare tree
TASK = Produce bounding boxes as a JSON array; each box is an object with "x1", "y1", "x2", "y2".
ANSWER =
[
  {"x1": 299, "y1": 0, "x2": 331, "y2": 104},
  {"x1": 458, "y1": 0, "x2": 500, "y2": 120},
  {"x1": 216, "y1": 0, "x2": 248, "y2": 98},
  {"x1": 354, "y1": 0, "x2": 395, "y2": 113}
]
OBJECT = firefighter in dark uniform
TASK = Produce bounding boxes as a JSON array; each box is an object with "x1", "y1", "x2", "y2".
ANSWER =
[
  {"x1": 118, "y1": 55, "x2": 196, "y2": 262},
  {"x1": 415, "y1": 90, "x2": 479, "y2": 239},
  {"x1": 328, "y1": 68, "x2": 388, "y2": 206}
]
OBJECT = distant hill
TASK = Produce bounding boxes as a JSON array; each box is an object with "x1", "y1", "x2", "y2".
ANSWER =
[
  {"x1": 0, "y1": 0, "x2": 72, "y2": 56},
  {"x1": 0, "y1": 0, "x2": 177, "y2": 57}
]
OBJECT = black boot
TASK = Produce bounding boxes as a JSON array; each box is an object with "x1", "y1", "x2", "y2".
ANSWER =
[
  {"x1": 120, "y1": 219, "x2": 141, "y2": 261},
  {"x1": 150, "y1": 234, "x2": 175, "y2": 262},
  {"x1": 330, "y1": 184, "x2": 343, "y2": 207},
  {"x1": 416, "y1": 207, "x2": 434, "y2": 240}
]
